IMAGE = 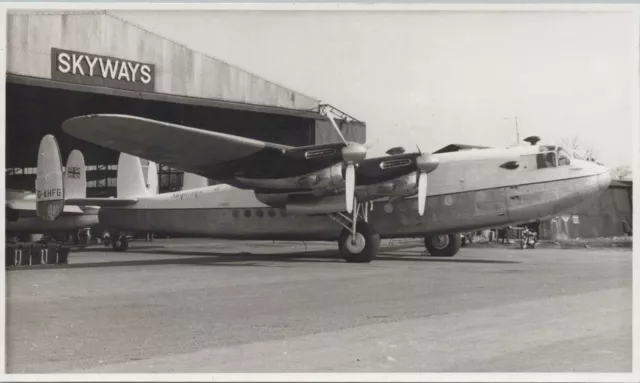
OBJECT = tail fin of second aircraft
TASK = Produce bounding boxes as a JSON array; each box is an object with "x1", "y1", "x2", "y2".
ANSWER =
[
  {"x1": 116, "y1": 153, "x2": 154, "y2": 199},
  {"x1": 35, "y1": 135, "x2": 65, "y2": 220},
  {"x1": 36, "y1": 135, "x2": 140, "y2": 217},
  {"x1": 64, "y1": 149, "x2": 87, "y2": 199}
]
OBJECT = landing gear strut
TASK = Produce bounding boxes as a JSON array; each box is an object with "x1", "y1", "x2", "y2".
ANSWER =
[{"x1": 329, "y1": 200, "x2": 380, "y2": 263}]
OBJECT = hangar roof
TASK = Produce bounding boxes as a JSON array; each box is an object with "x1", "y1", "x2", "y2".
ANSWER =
[{"x1": 6, "y1": 10, "x2": 326, "y2": 119}]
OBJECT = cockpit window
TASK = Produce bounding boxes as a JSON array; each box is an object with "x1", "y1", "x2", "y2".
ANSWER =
[
  {"x1": 557, "y1": 148, "x2": 571, "y2": 166},
  {"x1": 536, "y1": 149, "x2": 557, "y2": 169}
]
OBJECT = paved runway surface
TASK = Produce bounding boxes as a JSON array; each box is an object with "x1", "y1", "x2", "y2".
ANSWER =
[{"x1": 6, "y1": 239, "x2": 632, "y2": 373}]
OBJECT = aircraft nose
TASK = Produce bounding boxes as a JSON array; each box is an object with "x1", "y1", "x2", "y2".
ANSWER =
[{"x1": 598, "y1": 169, "x2": 612, "y2": 191}]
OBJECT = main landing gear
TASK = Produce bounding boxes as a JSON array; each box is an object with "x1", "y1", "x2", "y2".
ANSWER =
[
  {"x1": 104, "y1": 231, "x2": 129, "y2": 252},
  {"x1": 423, "y1": 233, "x2": 462, "y2": 257},
  {"x1": 329, "y1": 200, "x2": 380, "y2": 263}
]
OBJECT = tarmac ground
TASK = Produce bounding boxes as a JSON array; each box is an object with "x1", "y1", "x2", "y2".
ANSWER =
[{"x1": 5, "y1": 238, "x2": 632, "y2": 373}]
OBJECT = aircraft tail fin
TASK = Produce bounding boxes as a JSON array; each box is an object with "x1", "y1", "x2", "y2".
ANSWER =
[
  {"x1": 64, "y1": 149, "x2": 87, "y2": 199},
  {"x1": 35, "y1": 135, "x2": 65, "y2": 220},
  {"x1": 141, "y1": 159, "x2": 159, "y2": 195},
  {"x1": 117, "y1": 153, "x2": 153, "y2": 199}
]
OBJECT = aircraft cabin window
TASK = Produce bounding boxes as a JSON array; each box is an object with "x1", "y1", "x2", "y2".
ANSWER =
[
  {"x1": 557, "y1": 148, "x2": 571, "y2": 166},
  {"x1": 244, "y1": 210, "x2": 251, "y2": 218}
]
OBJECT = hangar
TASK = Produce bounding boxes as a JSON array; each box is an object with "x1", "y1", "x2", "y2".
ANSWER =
[{"x1": 6, "y1": 11, "x2": 366, "y2": 196}]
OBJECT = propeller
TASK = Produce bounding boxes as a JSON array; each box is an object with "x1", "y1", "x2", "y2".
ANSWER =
[
  {"x1": 324, "y1": 108, "x2": 367, "y2": 213},
  {"x1": 414, "y1": 145, "x2": 439, "y2": 216}
]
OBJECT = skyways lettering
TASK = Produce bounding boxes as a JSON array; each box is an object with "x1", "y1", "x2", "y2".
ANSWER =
[
  {"x1": 170, "y1": 190, "x2": 204, "y2": 200},
  {"x1": 37, "y1": 188, "x2": 62, "y2": 199},
  {"x1": 51, "y1": 48, "x2": 155, "y2": 92}
]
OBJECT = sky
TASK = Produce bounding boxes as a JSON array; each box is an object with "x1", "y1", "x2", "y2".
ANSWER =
[{"x1": 115, "y1": 10, "x2": 635, "y2": 168}]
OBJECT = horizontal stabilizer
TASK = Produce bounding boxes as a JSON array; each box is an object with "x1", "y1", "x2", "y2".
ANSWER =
[
  {"x1": 65, "y1": 198, "x2": 139, "y2": 207},
  {"x1": 8, "y1": 199, "x2": 88, "y2": 215},
  {"x1": 7, "y1": 199, "x2": 36, "y2": 211}
]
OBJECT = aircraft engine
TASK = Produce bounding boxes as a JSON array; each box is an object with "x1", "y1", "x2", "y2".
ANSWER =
[
  {"x1": 355, "y1": 173, "x2": 418, "y2": 201},
  {"x1": 255, "y1": 192, "x2": 346, "y2": 214},
  {"x1": 236, "y1": 163, "x2": 346, "y2": 191},
  {"x1": 255, "y1": 173, "x2": 420, "y2": 215}
]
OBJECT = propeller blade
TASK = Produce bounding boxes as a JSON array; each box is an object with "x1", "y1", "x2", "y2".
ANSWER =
[
  {"x1": 346, "y1": 164, "x2": 355, "y2": 213},
  {"x1": 418, "y1": 172, "x2": 427, "y2": 216}
]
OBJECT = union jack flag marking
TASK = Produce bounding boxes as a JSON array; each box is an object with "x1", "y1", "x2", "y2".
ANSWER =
[{"x1": 67, "y1": 167, "x2": 81, "y2": 179}]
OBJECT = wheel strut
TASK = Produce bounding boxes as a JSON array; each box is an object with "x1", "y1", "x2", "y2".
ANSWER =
[{"x1": 351, "y1": 198, "x2": 360, "y2": 244}]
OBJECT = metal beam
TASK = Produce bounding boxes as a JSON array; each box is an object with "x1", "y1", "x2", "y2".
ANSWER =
[{"x1": 8, "y1": 74, "x2": 326, "y2": 121}]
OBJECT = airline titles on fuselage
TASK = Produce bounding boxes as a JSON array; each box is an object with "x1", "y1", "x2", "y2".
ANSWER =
[{"x1": 169, "y1": 190, "x2": 204, "y2": 200}]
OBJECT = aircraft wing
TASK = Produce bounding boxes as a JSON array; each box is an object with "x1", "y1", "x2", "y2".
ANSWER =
[{"x1": 62, "y1": 114, "x2": 346, "y2": 188}]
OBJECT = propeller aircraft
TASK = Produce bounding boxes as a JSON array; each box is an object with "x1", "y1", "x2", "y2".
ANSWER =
[{"x1": 34, "y1": 109, "x2": 612, "y2": 262}]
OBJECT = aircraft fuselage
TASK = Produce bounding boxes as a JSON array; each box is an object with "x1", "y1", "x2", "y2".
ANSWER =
[{"x1": 96, "y1": 147, "x2": 612, "y2": 240}]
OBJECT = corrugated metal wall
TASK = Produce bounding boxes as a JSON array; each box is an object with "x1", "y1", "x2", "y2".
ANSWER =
[
  {"x1": 314, "y1": 118, "x2": 367, "y2": 145},
  {"x1": 7, "y1": 11, "x2": 320, "y2": 110},
  {"x1": 539, "y1": 184, "x2": 633, "y2": 240}
]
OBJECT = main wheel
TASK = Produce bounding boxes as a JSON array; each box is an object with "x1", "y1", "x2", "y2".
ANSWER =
[
  {"x1": 424, "y1": 233, "x2": 462, "y2": 257},
  {"x1": 338, "y1": 223, "x2": 380, "y2": 263},
  {"x1": 112, "y1": 235, "x2": 129, "y2": 252}
]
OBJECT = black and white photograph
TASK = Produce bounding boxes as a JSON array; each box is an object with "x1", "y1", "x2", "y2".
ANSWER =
[{"x1": 3, "y1": 3, "x2": 636, "y2": 378}]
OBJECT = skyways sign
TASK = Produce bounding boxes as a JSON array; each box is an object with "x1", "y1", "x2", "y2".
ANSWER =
[{"x1": 51, "y1": 48, "x2": 155, "y2": 92}]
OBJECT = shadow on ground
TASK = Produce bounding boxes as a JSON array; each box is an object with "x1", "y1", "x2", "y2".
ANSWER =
[{"x1": 8, "y1": 244, "x2": 520, "y2": 270}]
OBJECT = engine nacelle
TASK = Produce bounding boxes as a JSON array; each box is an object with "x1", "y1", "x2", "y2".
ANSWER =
[
  {"x1": 236, "y1": 163, "x2": 345, "y2": 191},
  {"x1": 355, "y1": 172, "x2": 418, "y2": 201},
  {"x1": 286, "y1": 194, "x2": 347, "y2": 215},
  {"x1": 255, "y1": 173, "x2": 420, "y2": 215},
  {"x1": 255, "y1": 192, "x2": 346, "y2": 214}
]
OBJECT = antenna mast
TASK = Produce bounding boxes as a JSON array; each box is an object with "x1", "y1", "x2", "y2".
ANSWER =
[{"x1": 514, "y1": 116, "x2": 520, "y2": 144}]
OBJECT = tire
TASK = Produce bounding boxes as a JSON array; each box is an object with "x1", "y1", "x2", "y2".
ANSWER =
[
  {"x1": 112, "y1": 235, "x2": 129, "y2": 252},
  {"x1": 338, "y1": 223, "x2": 380, "y2": 263},
  {"x1": 425, "y1": 234, "x2": 462, "y2": 257}
]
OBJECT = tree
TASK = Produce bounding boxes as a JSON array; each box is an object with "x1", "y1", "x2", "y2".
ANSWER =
[
  {"x1": 558, "y1": 136, "x2": 600, "y2": 163},
  {"x1": 611, "y1": 165, "x2": 632, "y2": 181}
]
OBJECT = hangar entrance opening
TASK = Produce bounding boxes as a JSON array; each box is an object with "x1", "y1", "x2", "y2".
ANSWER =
[{"x1": 6, "y1": 81, "x2": 317, "y2": 196}]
